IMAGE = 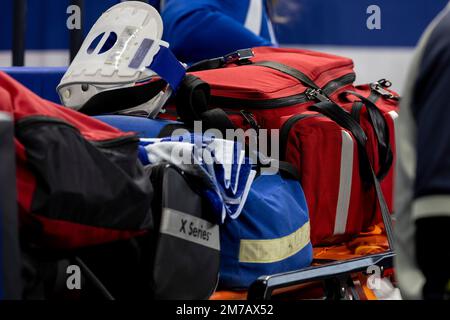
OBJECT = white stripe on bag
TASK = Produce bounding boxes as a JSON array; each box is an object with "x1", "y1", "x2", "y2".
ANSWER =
[
  {"x1": 388, "y1": 111, "x2": 399, "y2": 135},
  {"x1": 244, "y1": 0, "x2": 263, "y2": 36},
  {"x1": 334, "y1": 130, "x2": 354, "y2": 235},
  {"x1": 160, "y1": 208, "x2": 220, "y2": 251}
]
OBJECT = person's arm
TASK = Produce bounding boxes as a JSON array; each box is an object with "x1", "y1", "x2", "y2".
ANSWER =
[
  {"x1": 411, "y1": 17, "x2": 450, "y2": 299},
  {"x1": 162, "y1": 6, "x2": 273, "y2": 63}
]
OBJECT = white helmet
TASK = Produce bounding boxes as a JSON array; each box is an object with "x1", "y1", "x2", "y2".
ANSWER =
[{"x1": 57, "y1": 1, "x2": 185, "y2": 118}]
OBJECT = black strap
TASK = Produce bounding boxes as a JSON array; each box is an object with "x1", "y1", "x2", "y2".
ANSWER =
[
  {"x1": 351, "y1": 101, "x2": 363, "y2": 123},
  {"x1": 311, "y1": 101, "x2": 373, "y2": 186},
  {"x1": 310, "y1": 101, "x2": 368, "y2": 146},
  {"x1": 344, "y1": 91, "x2": 393, "y2": 180},
  {"x1": 311, "y1": 101, "x2": 395, "y2": 250},
  {"x1": 252, "y1": 61, "x2": 320, "y2": 90},
  {"x1": 278, "y1": 161, "x2": 301, "y2": 181},
  {"x1": 175, "y1": 75, "x2": 210, "y2": 126},
  {"x1": 187, "y1": 57, "x2": 224, "y2": 72},
  {"x1": 253, "y1": 158, "x2": 301, "y2": 181},
  {"x1": 187, "y1": 48, "x2": 255, "y2": 72}
]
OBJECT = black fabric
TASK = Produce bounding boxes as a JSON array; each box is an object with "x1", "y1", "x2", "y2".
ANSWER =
[
  {"x1": 175, "y1": 74, "x2": 211, "y2": 126},
  {"x1": 80, "y1": 79, "x2": 167, "y2": 115},
  {"x1": 200, "y1": 108, "x2": 237, "y2": 135},
  {"x1": 23, "y1": 164, "x2": 220, "y2": 300},
  {"x1": 344, "y1": 91, "x2": 394, "y2": 180},
  {"x1": 310, "y1": 101, "x2": 395, "y2": 249},
  {"x1": 0, "y1": 116, "x2": 22, "y2": 299},
  {"x1": 149, "y1": 165, "x2": 219, "y2": 299},
  {"x1": 409, "y1": 9, "x2": 450, "y2": 201},
  {"x1": 15, "y1": 116, "x2": 153, "y2": 230},
  {"x1": 416, "y1": 216, "x2": 450, "y2": 300},
  {"x1": 186, "y1": 49, "x2": 254, "y2": 72},
  {"x1": 157, "y1": 123, "x2": 191, "y2": 138},
  {"x1": 187, "y1": 57, "x2": 224, "y2": 72},
  {"x1": 278, "y1": 161, "x2": 301, "y2": 181}
]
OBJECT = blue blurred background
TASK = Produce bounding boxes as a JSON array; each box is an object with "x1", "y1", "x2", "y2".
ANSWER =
[{"x1": 0, "y1": 0, "x2": 448, "y2": 92}]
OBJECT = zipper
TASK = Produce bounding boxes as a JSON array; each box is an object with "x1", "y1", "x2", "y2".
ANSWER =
[
  {"x1": 223, "y1": 109, "x2": 261, "y2": 131},
  {"x1": 16, "y1": 115, "x2": 139, "y2": 147},
  {"x1": 305, "y1": 88, "x2": 330, "y2": 102},
  {"x1": 211, "y1": 73, "x2": 355, "y2": 109},
  {"x1": 279, "y1": 114, "x2": 323, "y2": 160}
]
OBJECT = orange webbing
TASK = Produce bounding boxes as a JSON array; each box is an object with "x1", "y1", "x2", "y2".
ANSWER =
[{"x1": 313, "y1": 224, "x2": 389, "y2": 261}]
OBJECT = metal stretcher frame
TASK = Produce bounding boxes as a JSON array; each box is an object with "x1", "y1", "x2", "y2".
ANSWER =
[{"x1": 248, "y1": 251, "x2": 395, "y2": 300}]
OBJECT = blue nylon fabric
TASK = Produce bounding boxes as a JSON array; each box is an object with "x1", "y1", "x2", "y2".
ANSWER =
[
  {"x1": 219, "y1": 174, "x2": 313, "y2": 289},
  {"x1": 0, "y1": 67, "x2": 66, "y2": 103},
  {"x1": 162, "y1": 0, "x2": 274, "y2": 63},
  {"x1": 94, "y1": 115, "x2": 179, "y2": 138},
  {"x1": 148, "y1": 45, "x2": 186, "y2": 90}
]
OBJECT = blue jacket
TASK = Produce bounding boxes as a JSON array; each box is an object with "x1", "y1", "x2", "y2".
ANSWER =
[{"x1": 162, "y1": 0, "x2": 276, "y2": 63}]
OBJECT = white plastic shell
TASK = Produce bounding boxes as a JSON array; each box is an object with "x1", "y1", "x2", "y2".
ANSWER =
[{"x1": 57, "y1": 1, "x2": 167, "y2": 110}]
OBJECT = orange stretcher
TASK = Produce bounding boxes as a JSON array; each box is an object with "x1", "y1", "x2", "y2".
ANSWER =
[{"x1": 210, "y1": 224, "x2": 395, "y2": 300}]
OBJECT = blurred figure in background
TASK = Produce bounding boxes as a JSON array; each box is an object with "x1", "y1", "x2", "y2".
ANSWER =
[
  {"x1": 161, "y1": 0, "x2": 277, "y2": 63},
  {"x1": 395, "y1": 2, "x2": 450, "y2": 300}
]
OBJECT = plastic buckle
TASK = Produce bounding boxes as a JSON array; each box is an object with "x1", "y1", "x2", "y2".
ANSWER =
[
  {"x1": 370, "y1": 80, "x2": 397, "y2": 100},
  {"x1": 222, "y1": 48, "x2": 255, "y2": 65}
]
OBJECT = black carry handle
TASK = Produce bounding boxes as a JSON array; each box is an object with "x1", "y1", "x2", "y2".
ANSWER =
[
  {"x1": 311, "y1": 101, "x2": 395, "y2": 250},
  {"x1": 187, "y1": 48, "x2": 255, "y2": 72},
  {"x1": 253, "y1": 156, "x2": 301, "y2": 181},
  {"x1": 343, "y1": 91, "x2": 394, "y2": 181}
]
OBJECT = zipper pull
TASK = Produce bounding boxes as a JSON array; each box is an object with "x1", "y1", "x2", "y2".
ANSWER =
[
  {"x1": 240, "y1": 110, "x2": 260, "y2": 130},
  {"x1": 306, "y1": 88, "x2": 331, "y2": 102},
  {"x1": 370, "y1": 79, "x2": 398, "y2": 100}
]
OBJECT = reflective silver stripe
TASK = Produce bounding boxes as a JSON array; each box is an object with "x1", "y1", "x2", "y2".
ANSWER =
[
  {"x1": 412, "y1": 195, "x2": 450, "y2": 220},
  {"x1": 334, "y1": 130, "x2": 354, "y2": 235},
  {"x1": 388, "y1": 111, "x2": 399, "y2": 138},
  {"x1": 159, "y1": 208, "x2": 220, "y2": 251},
  {"x1": 244, "y1": 0, "x2": 263, "y2": 36},
  {"x1": 388, "y1": 110, "x2": 399, "y2": 121}
]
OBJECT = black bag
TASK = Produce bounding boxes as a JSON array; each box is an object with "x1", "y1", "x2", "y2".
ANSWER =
[
  {"x1": 21, "y1": 163, "x2": 220, "y2": 300},
  {"x1": 144, "y1": 163, "x2": 220, "y2": 299}
]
